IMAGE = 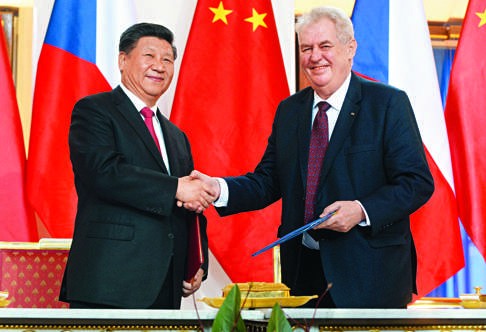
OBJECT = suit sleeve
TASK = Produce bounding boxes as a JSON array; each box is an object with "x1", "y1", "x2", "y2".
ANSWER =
[{"x1": 359, "y1": 90, "x2": 434, "y2": 235}]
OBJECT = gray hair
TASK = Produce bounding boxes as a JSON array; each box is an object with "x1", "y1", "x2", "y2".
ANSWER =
[{"x1": 296, "y1": 6, "x2": 354, "y2": 44}]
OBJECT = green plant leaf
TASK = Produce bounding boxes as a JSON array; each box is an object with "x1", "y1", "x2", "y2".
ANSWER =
[
  {"x1": 267, "y1": 302, "x2": 292, "y2": 332},
  {"x1": 212, "y1": 285, "x2": 246, "y2": 332}
]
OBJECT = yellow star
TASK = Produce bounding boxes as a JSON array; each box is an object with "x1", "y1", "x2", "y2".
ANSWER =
[
  {"x1": 244, "y1": 8, "x2": 268, "y2": 31},
  {"x1": 209, "y1": 1, "x2": 233, "y2": 24},
  {"x1": 476, "y1": 8, "x2": 486, "y2": 28}
]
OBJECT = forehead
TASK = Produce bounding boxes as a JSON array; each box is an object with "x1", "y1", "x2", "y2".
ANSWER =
[
  {"x1": 133, "y1": 36, "x2": 173, "y2": 54},
  {"x1": 298, "y1": 18, "x2": 338, "y2": 44}
]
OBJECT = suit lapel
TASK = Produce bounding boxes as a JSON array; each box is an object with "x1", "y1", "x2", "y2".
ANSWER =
[
  {"x1": 113, "y1": 87, "x2": 169, "y2": 173},
  {"x1": 297, "y1": 88, "x2": 315, "y2": 191},
  {"x1": 157, "y1": 111, "x2": 178, "y2": 175}
]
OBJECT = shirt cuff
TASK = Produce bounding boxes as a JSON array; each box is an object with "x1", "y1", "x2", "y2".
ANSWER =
[
  {"x1": 355, "y1": 200, "x2": 371, "y2": 226},
  {"x1": 213, "y1": 178, "x2": 229, "y2": 207}
]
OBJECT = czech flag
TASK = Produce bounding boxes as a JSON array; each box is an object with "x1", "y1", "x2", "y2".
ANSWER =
[
  {"x1": 351, "y1": 0, "x2": 464, "y2": 297},
  {"x1": 27, "y1": 0, "x2": 135, "y2": 238}
]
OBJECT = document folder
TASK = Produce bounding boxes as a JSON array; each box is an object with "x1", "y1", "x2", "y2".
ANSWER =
[
  {"x1": 185, "y1": 215, "x2": 204, "y2": 282},
  {"x1": 252, "y1": 211, "x2": 335, "y2": 257}
]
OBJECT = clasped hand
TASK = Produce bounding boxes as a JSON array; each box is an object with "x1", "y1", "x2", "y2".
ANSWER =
[{"x1": 176, "y1": 170, "x2": 220, "y2": 213}]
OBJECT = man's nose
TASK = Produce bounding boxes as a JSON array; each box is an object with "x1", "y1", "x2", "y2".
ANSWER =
[{"x1": 310, "y1": 47, "x2": 321, "y2": 61}]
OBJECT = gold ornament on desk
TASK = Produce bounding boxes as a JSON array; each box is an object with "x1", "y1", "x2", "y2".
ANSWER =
[
  {"x1": 200, "y1": 282, "x2": 317, "y2": 308},
  {"x1": 460, "y1": 286, "x2": 486, "y2": 309},
  {"x1": 0, "y1": 290, "x2": 10, "y2": 307}
]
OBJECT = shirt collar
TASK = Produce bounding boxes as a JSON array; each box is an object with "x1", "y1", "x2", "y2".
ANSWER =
[
  {"x1": 313, "y1": 73, "x2": 352, "y2": 111},
  {"x1": 120, "y1": 83, "x2": 157, "y2": 113}
]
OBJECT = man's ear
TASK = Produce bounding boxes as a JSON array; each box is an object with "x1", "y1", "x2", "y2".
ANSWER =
[
  {"x1": 118, "y1": 52, "x2": 126, "y2": 71},
  {"x1": 348, "y1": 39, "x2": 357, "y2": 59}
]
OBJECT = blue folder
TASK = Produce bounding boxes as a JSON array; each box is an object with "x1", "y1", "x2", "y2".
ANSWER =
[{"x1": 252, "y1": 211, "x2": 336, "y2": 257}]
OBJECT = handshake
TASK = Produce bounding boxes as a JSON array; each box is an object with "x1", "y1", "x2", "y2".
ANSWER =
[{"x1": 176, "y1": 170, "x2": 220, "y2": 213}]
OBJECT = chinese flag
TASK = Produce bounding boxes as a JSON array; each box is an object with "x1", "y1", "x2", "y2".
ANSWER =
[
  {"x1": 171, "y1": 0, "x2": 289, "y2": 282},
  {"x1": 445, "y1": 0, "x2": 486, "y2": 260},
  {"x1": 0, "y1": 29, "x2": 38, "y2": 241}
]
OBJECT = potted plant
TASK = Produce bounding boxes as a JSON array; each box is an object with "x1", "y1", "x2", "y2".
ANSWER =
[{"x1": 211, "y1": 284, "x2": 292, "y2": 332}]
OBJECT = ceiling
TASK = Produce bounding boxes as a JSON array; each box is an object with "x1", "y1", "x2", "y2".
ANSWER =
[
  {"x1": 295, "y1": 0, "x2": 468, "y2": 21},
  {"x1": 0, "y1": 0, "x2": 470, "y2": 21}
]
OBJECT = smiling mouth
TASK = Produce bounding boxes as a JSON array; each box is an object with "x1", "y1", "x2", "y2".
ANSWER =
[
  {"x1": 147, "y1": 76, "x2": 164, "y2": 82},
  {"x1": 311, "y1": 64, "x2": 329, "y2": 70}
]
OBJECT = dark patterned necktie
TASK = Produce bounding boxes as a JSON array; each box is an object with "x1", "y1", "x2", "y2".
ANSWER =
[
  {"x1": 304, "y1": 101, "x2": 330, "y2": 223},
  {"x1": 141, "y1": 107, "x2": 161, "y2": 152}
]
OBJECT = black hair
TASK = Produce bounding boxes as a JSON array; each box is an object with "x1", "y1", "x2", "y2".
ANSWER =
[{"x1": 119, "y1": 22, "x2": 177, "y2": 59}]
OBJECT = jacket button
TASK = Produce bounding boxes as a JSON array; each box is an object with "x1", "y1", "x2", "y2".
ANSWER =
[{"x1": 168, "y1": 233, "x2": 174, "y2": 239}]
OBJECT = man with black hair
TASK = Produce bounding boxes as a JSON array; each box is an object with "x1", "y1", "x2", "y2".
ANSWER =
[{"x1": 60, "y1": 23, "x2": 216, "y2": 309}]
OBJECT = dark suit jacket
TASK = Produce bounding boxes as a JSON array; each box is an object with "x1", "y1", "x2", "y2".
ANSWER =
[
  {"x1": 217, "y1": 73, "x2": 434, "y2": 308},
  {"x1": 59, "y1": 86, "x2": 208, "y2": 309}
]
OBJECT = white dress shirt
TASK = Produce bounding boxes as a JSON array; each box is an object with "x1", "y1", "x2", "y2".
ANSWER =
[{"x1": 120, "y1": 84, "x2": 171, "y2": 174}]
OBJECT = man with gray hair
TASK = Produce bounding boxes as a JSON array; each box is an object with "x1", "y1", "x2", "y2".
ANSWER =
[{"x1": 190, "y1": 6, "x2": 433, "y2": 308}]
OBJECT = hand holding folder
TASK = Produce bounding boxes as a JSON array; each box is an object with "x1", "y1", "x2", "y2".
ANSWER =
[{"x1": 252, "y1": 211, "x2": 336, "y2": 257}]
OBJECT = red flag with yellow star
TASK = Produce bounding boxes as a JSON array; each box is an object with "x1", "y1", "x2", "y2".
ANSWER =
[
  {"x1": 171, "y1": 0, "x2": 289, "y2": 282},
  {"x1": 445, "y1": 0, "x2": 486, "y2": 261}
]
